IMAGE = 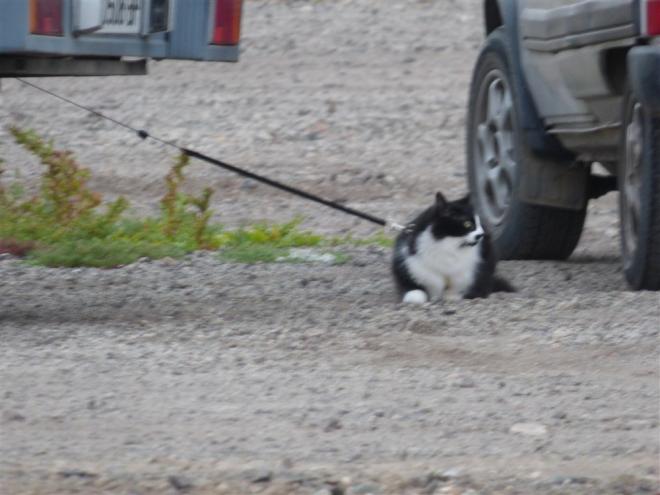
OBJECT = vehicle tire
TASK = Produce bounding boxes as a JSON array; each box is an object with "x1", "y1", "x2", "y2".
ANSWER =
[
  {"x1": 466, "y1": 28, "x2": 586, "y2": 260},
  {"x1": 618, "y1": 90, "x2": 660, "y2": 290}
]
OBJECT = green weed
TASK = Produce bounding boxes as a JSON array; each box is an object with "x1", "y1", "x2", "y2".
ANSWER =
[
  {"x1": 332, "y1": 230, "x2": 394, "y2": 248},
  {"x1": 218, "y1": 219, "x2": 323, "y2": 248},
  {"x1": 27, "y1": 239, "x2": 186, "y2": 268},
  {"x1": 2, "y1": 128, "x2": 129, "y2": 247},
  {"x1": 0, "y1": 129, "x2": 390, "y2": 267},
  {"x1": 160, "y1": 152, "x2": 215, "y2": 248},
  {"x1": 216, "y1": 219, "x2": 328, "y2": 264}
]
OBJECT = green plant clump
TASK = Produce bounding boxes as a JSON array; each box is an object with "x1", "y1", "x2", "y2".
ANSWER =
[{"x1": 0, "y1": 129, "x2": 379, "y2": 267}]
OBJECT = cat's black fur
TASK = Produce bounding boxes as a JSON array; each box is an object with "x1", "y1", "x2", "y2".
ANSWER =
[{"x1": 392, "y1": 192, "x2": 514, "y2": 303}]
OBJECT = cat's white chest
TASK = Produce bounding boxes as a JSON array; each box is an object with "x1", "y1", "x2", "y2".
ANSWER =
[{"x1": 403, "y1": 229, "x2": 480, "y2": 300}]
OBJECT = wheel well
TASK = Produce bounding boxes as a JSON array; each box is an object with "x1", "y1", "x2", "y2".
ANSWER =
[
  {"x1": 602, "y1": 47, "x2": 629, "y2": 95},
  {"x1": 485, "y1": 0, "x2": 503, "y2": 35}
]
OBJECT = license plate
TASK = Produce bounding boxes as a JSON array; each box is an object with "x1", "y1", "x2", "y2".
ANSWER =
[{"x1": 98, "y1": 0, "x2": 143, "y2": 34}]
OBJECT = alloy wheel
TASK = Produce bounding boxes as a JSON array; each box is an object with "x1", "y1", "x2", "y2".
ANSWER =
[
  {"x1": 473, "y1": 69, "x2": 516, "y2": 227},
  {"x1": 622, "y1": 102, "x2": 644, "y2": 265}
]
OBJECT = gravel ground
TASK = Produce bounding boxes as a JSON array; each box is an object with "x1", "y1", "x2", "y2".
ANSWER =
[{"x1": 1, "y1": 1, "x2": 659, "y2": 494}]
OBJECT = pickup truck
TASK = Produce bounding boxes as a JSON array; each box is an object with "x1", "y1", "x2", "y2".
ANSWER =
[
  {"x1": 0, "y1": 0, "x2": 242, "y2": 76},
  {"x1": 467, "y1": 0, "x2": 660, "y2": 290}
]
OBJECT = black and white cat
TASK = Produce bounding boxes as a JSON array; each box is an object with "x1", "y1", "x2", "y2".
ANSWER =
[{"x1": 392, "y1": 192, "x2": 514, "y2": 304}]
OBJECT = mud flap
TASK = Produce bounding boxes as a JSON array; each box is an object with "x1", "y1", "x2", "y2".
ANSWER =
[{"x1": 518, "y1": 139, "x2": 588, "y2": 211}]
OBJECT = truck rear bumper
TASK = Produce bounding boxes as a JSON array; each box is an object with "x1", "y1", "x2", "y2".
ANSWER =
[
  {"x1": 0, "y1": 56, "x2": 147, "y2": 77},
  {"x1": 629, "y1": 45, "x2": 660, "y2": 115}
]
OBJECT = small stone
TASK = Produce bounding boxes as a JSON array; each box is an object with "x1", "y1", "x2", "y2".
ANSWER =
[
  {"x1": 449, "y1": 373, "x2": 476, "y2": 388},
  {"x1": 324, "y1": 418, "x2": 343, "y2": 432},
  {"x1": 551, "y1": 475, "x2": 590, "y2": 486},
  {"x1": 256, "y1": 130, "x2": 272, "y2": 141},
  {"x1": 510, "y1": 422, "x2": 548, "y2": 436},
  {"x1": 442, "y1": 467, "x2": 464, "y2": 479},
  {"x1": 57, "y1": 469, "x2": 98, "y2": 479},
  {"x1": 552, "y1": 327, "x2": 573, "y2": 340},
  {"x1": 168, "y1": 474, "x2": 194, "y2": 491},
  {"x1": 241, "y1": 179, "x2": 258, "y2": 190},
  {"x1": 405, "y1": 319, "x2": 437, "y2": 335},
  {"x1": 556, "y1": 297, "x2": 581, "y2": 311},
  {"x1": 607, "y1": 474, "x2": 655, "y2": 493},
  {"x1": 215, "y1": 483, "x2": 231, "y2": 494},
  {"x1": 330, "y1": 486, "x2": 346, "y2": 495},
  {"x1": 410, "y1": 471, "x2": 449, "y2": 493},
  {"x1": 347, "y1": 483, "x2": 382, "y2": 495},
  {"x1": 324, "y1": 478, "x2": 349, "y2": 495},
  {"x1": 251, "y1": 469, "x2": 273, "y2": 483},
  {"x1": 2, "y1": 411, "x2": 26, "y2": 422},
  {"x1": 281, "y1": 248, "x2": 337, "y2": 264}
]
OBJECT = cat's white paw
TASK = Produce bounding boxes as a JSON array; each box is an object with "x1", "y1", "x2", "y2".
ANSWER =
[{"x1": 402, "y1": 290, "x2": 429, "y2": 305}]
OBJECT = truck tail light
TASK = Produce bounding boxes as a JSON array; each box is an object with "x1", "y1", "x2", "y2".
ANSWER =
[
  {"x1": 212, "y1": 0, "x2": 242, "y2": 45},
  {"x1": 647, "y1": 0, "x2": 660, "y2": 36},
  {"x1": 30, "y1": 0, "x2": 64, "y2": 36}
]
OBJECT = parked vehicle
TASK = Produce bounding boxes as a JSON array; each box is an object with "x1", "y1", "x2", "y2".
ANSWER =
[
  {"x1": 467, "y1": 0, "x2": 660, "y2": 290},
  {"x1": 0, "y1": 0, "x2": 242, "y2": 77}
]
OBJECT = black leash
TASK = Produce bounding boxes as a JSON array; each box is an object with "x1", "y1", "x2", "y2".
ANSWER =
[
  {"x1": 181, "y1": 148, "x2": 388, "y2": 227},
  {"x1": 15, "y1": 78, "x2": 404, "y2": 231}
]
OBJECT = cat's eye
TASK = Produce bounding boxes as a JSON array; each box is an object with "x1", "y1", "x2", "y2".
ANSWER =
[{"x1": 463, "y1": 221, "x2": 474, "y2": 229}]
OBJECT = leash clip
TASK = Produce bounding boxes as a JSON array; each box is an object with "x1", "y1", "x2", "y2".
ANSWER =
[{"x1": 386, "y1": 220, "x2": 413, "y2": 234}]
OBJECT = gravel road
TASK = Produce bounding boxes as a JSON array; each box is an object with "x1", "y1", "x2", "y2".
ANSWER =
[{"x1": 1, "y1": 1, "x2": 658, "y2": 494}]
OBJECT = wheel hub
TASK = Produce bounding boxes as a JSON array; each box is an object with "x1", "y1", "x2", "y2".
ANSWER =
[
  {"x1": 622, "y1": 102, "x2": 643, "y2": 263},
  {"x1": 473, "y1": 69, "x2": 515, "y2": 226}
]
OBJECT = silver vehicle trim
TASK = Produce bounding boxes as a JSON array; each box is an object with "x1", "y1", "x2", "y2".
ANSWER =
[
  {"x1": 641, "y1": 0, "x2": 649, "y2": 37},
  {"x1": 547, "y1": 122, "x2": 621, "y2": 135},
  {"x1": 521, "y1": 0, "x2": 637, "y2": 52}
]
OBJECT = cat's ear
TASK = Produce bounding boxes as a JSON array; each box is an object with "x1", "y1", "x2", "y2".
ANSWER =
[{"x1": 435, "y1": 191, "x2": 448, "y2": 210}]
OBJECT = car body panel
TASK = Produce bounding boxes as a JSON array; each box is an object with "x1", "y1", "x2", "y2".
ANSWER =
[{"x1": 519, "y1": 0, "x2": 637, "y2": 132}]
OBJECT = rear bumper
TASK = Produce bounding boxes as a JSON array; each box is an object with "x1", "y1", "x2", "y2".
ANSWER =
[
  {"x1": 629, "y1": 45, "x2": 660, "y2": 115},
  {"x1": 0, "y1": 56, "x2": 147, "y2": 77}
]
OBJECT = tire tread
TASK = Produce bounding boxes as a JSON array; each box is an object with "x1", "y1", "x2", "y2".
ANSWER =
[
  {"x1": 513, "y1": 204, "x2": 586, "y2": 260},
  {"x1": 641, "y1": 116, "x2": 660, "y2": 289}
]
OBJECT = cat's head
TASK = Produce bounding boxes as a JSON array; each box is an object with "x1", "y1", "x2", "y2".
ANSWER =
[{"x1": 430, "y1": 192, "x2": 485, "y2": 247}]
